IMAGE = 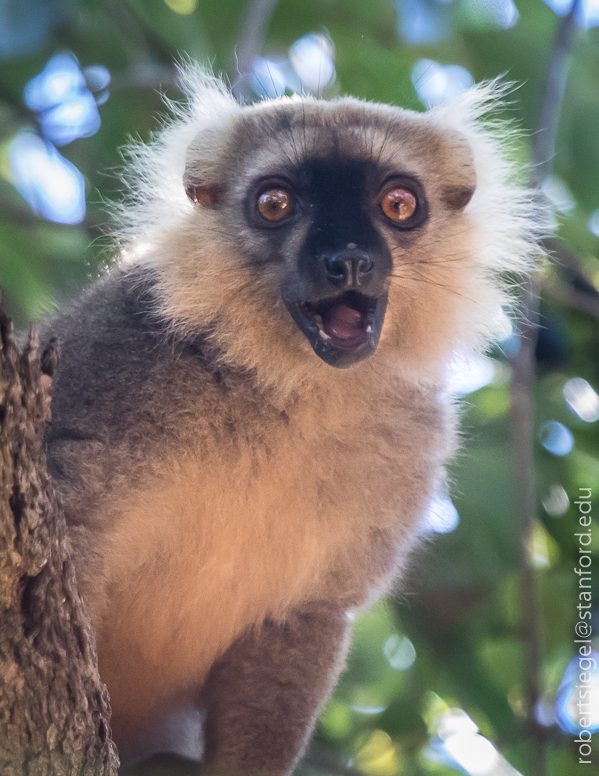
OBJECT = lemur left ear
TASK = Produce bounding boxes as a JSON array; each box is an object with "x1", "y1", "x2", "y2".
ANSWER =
[{"x1": 185, "y1": 182, "x2": 222, "y2": 208}]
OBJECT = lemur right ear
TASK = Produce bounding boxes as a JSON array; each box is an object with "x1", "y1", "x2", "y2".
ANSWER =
[
  {"x1": 185, "y1": 183, "x2": 222, "y2": 208},
  {"x1": 441, "y1": 184, "x2": 476, "y2": 211},
  {"x1": 184, "y1": 122, "x2": 231, "y2": 209},
  {"x1": 437, "y1": 128, "x2": 477, "y2": 211}
]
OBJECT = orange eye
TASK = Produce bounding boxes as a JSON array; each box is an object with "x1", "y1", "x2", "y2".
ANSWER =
[
  {"x1": 380, "y1": 188, "x2": 417, "y2": 223},
  {"x1": 257, "y1": 189, "x2": 293, "y2": 222}
]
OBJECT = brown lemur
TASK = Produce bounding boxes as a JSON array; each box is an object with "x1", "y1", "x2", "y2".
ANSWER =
[{"x1": 40, "y1": 65, "x2": 543, "y2": 774}]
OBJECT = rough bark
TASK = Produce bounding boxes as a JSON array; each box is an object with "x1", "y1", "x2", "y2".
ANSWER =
[{"x1": 0, "y1": 297, "x2": 119, "y2": 776}]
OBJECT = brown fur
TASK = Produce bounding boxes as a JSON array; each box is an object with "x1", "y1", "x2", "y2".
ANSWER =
[{"x1": 41, "y1": 66, "x2": 544, "y2": 774}]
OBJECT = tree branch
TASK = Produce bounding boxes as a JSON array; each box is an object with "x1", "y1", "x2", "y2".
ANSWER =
[
  {"x1": 0, "y1": 298, "x2": 118, "y2": 775},
  {"x1": 510, "y1": 3, "x2": 583, "y2": 775}
]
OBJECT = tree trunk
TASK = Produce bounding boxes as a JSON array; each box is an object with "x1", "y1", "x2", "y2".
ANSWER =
[{"x1": 0, "y1": 298, "x2": 119, "y2": 776}]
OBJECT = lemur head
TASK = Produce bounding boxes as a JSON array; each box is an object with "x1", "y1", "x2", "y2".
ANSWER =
[
  {"x1": 183, "y1": 101, "x2": 478, "y2": 370},
  {"x1": 115, "y1": 65, "x2": 542, "y2": 388}
]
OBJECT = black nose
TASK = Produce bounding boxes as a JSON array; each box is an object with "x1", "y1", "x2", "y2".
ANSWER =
[{"x1": 323, "y1": 249, "x2": 374, "y2": 289}]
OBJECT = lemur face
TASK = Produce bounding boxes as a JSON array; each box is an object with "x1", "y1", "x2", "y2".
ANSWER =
[
  {"x1": 183, "y1": 103, "x2": 475, "y2": 370},
  {"x1": 243, "y1": 157, "x2": 433, "y2": 367},
  {"x1": 176, "y1": 93, "x2": 529, "y2": 381}
]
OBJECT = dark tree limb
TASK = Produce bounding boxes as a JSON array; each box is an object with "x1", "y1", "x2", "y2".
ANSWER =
[
  {"x1": 0, "y1": 297, "x2": 118, "y2": 775},
  {"x1": 510, "y1": 3, "x2": 582, "y2": 776}
]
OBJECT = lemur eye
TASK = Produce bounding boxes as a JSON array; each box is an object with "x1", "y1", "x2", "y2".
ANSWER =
[
  {"x1": 257, "y1": 189, "x2": 294, "y2": 222},
  {"x1": 380, "y1": 187, "x2": 417, "y2": 223}
]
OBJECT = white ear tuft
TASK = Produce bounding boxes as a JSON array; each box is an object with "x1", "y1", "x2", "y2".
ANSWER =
[
  {"x1": 109, "y1": 62, "x2": 241, "y2": 255},
  {"x1": 426, "y1": 78, "x2": 550, "y2": 291}
]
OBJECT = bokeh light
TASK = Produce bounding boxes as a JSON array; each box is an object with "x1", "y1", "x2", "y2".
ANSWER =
[
  {"x1": 555, "y1": 652, "x2": 599, "y2": 734},
  {"x1": 586, "y1": 208, "x2": 599, "y2": 237},
  {"x1": 425, "y1": 707, "x2": 523, "y2": 775},
  {"x1": 411, "y1": 58, "x2": 474, "y2": 107},
  {"x1": 437, "y1": 708, "x2": 479, "y2": 740},
  {"x1": 527, "y1": 521, "x2": 555, "y2": 568},
  {"x1": 83, "y1": 64, "x2": 111, "y2": 105},
  {"x1": 542, "y1": 484, "x2": 570, "y2": 517},
  {"x1": 352, "y1": 704, "x2": 388, "y2": 715},
  {"x1": 563, "y1": 377, "x2": 599, "y2": 422},
  {"x1": 541, "y1": 0, "x2": 575, "y2": 15},
  {"x1": 420, "y1": 494, "x2": 460, "y2": 534},
  {"x1": 356, "y1": 729, "x2": 401, "y2": 776},
  {"x1": 23, "y1": 52, "x2": 104, "y2": 146},
  {"x1": 23, "y1": 52, "x2": 106, "y2": 146},
  {"x1": 535, "y1": 691, "x2": 557, "y2": 727},
  {"x1": 542, "y1": 0, "x2": 599, "y2": 28},
  {"x1": 288, "y1": 33, "x2": 335, "y2": 93},
  {"x1": 384, "y1": 634, "x2": 417, "y2": 670},
  {"x1": 8, "y1": 130, "x2": 86, "y2": 224},
  {"x1": 494, "y1": 308, "x2": 514, "y2": 342},
  {"x1": 541, "y1": 174, "x2": 576, "y2": 213},
  {"x1": 538, "y1": 420, "x2": 574, "y2": 456},
  {"x1": 446, "y1": 353, "x2": 495, "y2": 396},
  {"x1": 461, "y1": 0, "x2": 519, "y2": 29},
  {"x1": 39, "y1": 92, "x2": 101, "y2": 146},
  {"x1": 251, "y1": 58, "x2": 287, "y2": 99},
  {"x1": 586, "y1": 0, "x2": 599, "y2": 27},
  {"x1": 444, "y1": 733, "x2": 504, "y2": 775},
  {"x1": 163, "y1": 0, "x2": 198, "y2": 14},
  {"x1": 396, "y1": 0, "x2": 452, "y2": 45},
  {"x1": 8, "y1": 52, "x2": 111, "y2": 224},
  {"x1": 250, "y1": 33, "x2": 336, "y2": 99},
  {"x1": 24, "y1": 52, "x2": 85, "y2": 111}
]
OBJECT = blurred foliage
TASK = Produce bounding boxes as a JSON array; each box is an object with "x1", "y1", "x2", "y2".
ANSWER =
[{"x1": 1, "y1": 1, "x2": 599, "y2": 776}]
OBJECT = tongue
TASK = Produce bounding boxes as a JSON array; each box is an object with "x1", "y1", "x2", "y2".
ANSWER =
[{"x1": 323, "y1": 304, "x2": 364, "y2": 341}]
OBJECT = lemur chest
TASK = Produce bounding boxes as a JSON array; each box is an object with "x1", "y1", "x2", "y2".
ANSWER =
[
  {"x1": 109, "y1": 419, "x2": 407, "y2": 610},
  {"x1": 96, "y1": 389, "x2": 444, "y2": 703}
]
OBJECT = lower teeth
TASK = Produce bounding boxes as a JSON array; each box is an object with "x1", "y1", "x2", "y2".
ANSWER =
[{"x1": 314, "y1": 314, "x2": 331, "y2": 340}]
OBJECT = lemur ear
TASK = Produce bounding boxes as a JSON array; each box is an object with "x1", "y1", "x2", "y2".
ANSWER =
[
  {"x1": 441, "y1": 184, "x2": 476, "y2": 210},
  {"x1": 185, "y1": 183, "x2": 222, "y2": 208},
  {"x1": 438, "y1": 128, "x2": 477, "y2": 211},
  {"x1": 184, "y1": 123, "x2": 229, "y2": 208}
]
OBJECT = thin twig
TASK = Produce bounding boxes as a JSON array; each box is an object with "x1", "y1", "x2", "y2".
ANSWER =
[
  {"x1": 304, "y1": 748, "x2": 361, "y2": 776},
  {"x1": 108, "y1": 63, "x2": 178, "y2": 91},
  {"x1": 543, "y1": 237, "x2": 599, "y2": 319},
  {"x1": 543, "y1": 236, "x2": 599, "y2": 287},
  {"x1": 532, "y1": 6, "x2": 581, "y2": 185},
  {"x1": 510, "y1": 3, "x2": 582, "y2": 775},
  {"x1": 542, "y1": 279, "x2": 599, "y2": 319},
  {"x1": 0, "y1": 194, "x2": 107, "y2": 237},
  {"x1": 231, "y1": 0, "x2": 280, "y2": 101}
]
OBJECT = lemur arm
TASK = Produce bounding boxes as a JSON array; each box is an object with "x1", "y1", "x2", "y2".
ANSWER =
[{"x1": 200, "y1": 603, "x2": 352, "y2": 776}]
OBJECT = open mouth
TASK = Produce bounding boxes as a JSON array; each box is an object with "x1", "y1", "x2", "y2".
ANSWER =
[{"x1": 285, "y1": 290, "x2": 387, "y2": 368}]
